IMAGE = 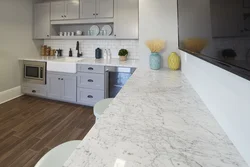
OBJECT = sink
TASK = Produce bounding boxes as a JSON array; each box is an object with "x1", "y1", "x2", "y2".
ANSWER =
[{"x1": 47, "y1": 57, "x2": 84, "y2": 73}]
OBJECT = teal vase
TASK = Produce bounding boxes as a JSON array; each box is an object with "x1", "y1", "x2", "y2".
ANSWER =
[{"x1": 150, "y1": 52, "x2": 161, "y2": 70}]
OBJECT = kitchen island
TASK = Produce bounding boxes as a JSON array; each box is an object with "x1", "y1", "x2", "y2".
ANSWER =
[{"x1": 63, "y1": 68, "x2": 248, "y2": 167}]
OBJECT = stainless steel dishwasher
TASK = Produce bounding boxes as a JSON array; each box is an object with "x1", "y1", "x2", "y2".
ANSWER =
[{"x1": 105, "y1": 66, "x2": 136, "y2": 98}]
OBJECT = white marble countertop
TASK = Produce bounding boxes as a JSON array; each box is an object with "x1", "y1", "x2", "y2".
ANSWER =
[
  {"x1": 63, "y1": 68, "x2": 248, "y2": 167},
  {"x1": 19, "y1": 57, "x2": 138, "y2": 68}
]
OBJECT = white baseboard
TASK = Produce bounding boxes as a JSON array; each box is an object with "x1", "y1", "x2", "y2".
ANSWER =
[{"x1": 0, "y1": 86, "x2": 23, "y2": 105}]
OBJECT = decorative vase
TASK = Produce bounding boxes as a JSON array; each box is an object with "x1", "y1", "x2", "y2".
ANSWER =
[
  {"x1": 119, "y1": 55, "x2": 127, "y2": 61},
  {"x1": 168, "y1": 52, "x2": 180, "y2": 70},
  {"x1": 150, "y1": 52, "x2": 161, "y2": 70}
]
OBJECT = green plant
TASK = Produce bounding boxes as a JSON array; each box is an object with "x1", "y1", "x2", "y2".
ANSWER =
[{"x1": 118, "y1": 49, "x2": 128, "y2": 56}]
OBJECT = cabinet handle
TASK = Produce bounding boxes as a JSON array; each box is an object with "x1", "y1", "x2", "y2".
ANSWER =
[
  {"x1": 88, "y1": 67, "x2": 94, "y2": 70},
  {"x1": 88, "y1": 79, "x2": 93, "y2": 82},
  {"x1": 96, "y1": 13, "x2": 98, "y2": 15},
  {"x1": 58, "y1": 78, "x2": 60, "y2": 80},
  {"x1": 93, "y1": 13, "x2": 96, "y2": 16},
  {"x1": 61, "y1": 78, "x2": 64, "y2": 80},
  {"x1": 64, "y1": 15, "x2": 66, "y2": 17},
  {"x1": 61, "y1": 15, "x2": 64, "y2": 17},
  {"x1": 47, "y1": 35, "x2": 50, "y2": 37},
  {"x1": 87, "y1": 95, "x2": 93, "y2": 98},
  {"x1": 32, "y1": 90, "x2": 36, "y2": 93}
]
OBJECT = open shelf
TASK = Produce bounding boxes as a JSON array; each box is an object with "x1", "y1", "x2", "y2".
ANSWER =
[{"x1": 50, "y1": 36, "x2": 116, "y2": 40}]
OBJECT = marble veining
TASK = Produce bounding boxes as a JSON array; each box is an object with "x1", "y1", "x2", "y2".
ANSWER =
[{"x1": 64, "y1": 68, "x2": 248, "y2": 167}]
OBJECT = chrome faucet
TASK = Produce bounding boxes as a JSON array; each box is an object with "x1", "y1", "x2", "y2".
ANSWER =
[{"x1": 76, "y1": 41, "x2": 83, "y2": 57}]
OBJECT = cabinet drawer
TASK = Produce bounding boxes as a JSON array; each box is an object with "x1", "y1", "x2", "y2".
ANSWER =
[
  {"x1": 77, "y1": 73, "x2": 104, "y2": 90},
  {"x1": 77, "y1": 88, "x2": 104, "y2": 106},
  {"x1": 22, "y1": 86, "x2": 47, "y2": 97},
  {"x1": 77, "y1": 65, "x2": 104, "y2": 74}
]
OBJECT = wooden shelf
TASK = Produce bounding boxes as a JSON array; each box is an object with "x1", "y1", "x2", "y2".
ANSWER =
[{"x1": 50, "y1": 36, "x2": 116, "y2": 40}]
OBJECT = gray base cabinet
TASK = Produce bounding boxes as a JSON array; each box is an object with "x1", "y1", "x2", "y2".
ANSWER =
[
  {"x1": 77, "y1": 64, "x2": 105, "y2": 106},
  {"x1": 47, "y1": 72, "x2": 76, "y2": 103},
  {"x1": 77, "y1": 88, "x2": 104, "y2": 106},
  {"x1": 22, "y1": 83, "x2": 47, "y2": 97}
]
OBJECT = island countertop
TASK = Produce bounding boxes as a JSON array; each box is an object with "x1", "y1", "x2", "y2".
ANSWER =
[{"x1": 63, "y1": 68, "x2": 248, "y2": 167}]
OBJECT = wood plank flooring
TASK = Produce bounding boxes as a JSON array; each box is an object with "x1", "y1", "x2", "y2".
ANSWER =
[{"x1": 0, "y1": 95, "x2": 95, "y2": 167}]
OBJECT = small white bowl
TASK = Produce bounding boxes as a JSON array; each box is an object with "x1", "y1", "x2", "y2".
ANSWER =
[{"x1": 76, "y1": 30, "x2": 82, "y2": 36}]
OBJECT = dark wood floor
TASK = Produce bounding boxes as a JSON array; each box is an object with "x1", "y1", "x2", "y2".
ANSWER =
[{"x1": 0, "y1": 95, "x2": 95, "y2": 167}]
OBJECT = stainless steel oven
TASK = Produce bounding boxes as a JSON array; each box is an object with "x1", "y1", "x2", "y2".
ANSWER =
[
  {"x1": 105, "y1": 66, "x2": 136, "y2": 98},
  {"x1": 23, "y1": 61, "x2": 46, "y2": 84}
]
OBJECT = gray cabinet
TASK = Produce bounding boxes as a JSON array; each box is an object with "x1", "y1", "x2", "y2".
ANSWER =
[
  {"x1": 77, "y1": 88, "x2": 104, "y2": 106},
  {"x1": 114, "y1": 0, "x2": 139, "y2": 39},
  {"x1": 80, "y1": 0, "x2": 113, "y2": 19},
  {"x1": 22, "y1": 83, "x2": 47, "y2": 97},
  {"x1": 96, "y1": 0, "x2": 114, "y2": 18},
  {"x1": 77, "y1": 64, "x2": 105, "y2": 106},
  {"x1": 34, "y1": 2, "x2": 51, "y2": 39},
  {"x1": 51, "y1": 0, "x2": 79, "y2": 20},
  {"x1": 47, "y1": 73, "x2": 76, "y2": 103}
]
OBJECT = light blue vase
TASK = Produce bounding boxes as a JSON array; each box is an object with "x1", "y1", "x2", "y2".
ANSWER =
[{"x1": 150, "y1": 52, "x2": 161, "y2": 70}]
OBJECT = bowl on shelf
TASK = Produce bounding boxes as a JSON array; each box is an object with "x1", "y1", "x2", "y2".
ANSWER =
[{"x1": 76, "y1": 30, "x2": 83, "y2": 36}]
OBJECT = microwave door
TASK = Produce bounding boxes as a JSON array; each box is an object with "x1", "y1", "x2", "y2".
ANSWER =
[{"x1": 25, "y1": 66, "x2": 40, "y2": 79}]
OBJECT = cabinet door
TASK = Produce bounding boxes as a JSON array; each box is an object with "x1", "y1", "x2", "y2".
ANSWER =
[
  {"x1": 114, "y1": 0, "x2": 139, "y2": 39},
  {"x1": 65, "y1": 0, "x2": 80, "y2": 19},
  {"x1": 51, "y1": 1, "x2": 65, "y2": 20},
  {"x1": 80, "y1": 0, "x2": 96, "y2": 19},
  {"x1": 34, "y1": 3, "x2": 50, "y2": 39},
  {"x1": 96, "y1": 0, "x2": 114, "y2": 18},
  {"x1": 61, "y1": 76, "x2": 77, "y2": 102},
  {"x1": 47, "y1": 74, "x2": 62, "y2": 100}
]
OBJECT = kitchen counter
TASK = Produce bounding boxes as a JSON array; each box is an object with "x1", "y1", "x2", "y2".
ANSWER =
[
  {"x1": 19, "y1": 57, "x2": 138, "y2": 68},
  {"x1": 63, "y1": 68, "x2": 248, "y2": 167}
]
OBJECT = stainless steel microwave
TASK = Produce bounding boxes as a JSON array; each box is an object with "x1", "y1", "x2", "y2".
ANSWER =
[{"x1": 23, "y1": 61, "x2": 46, "y2": 84}]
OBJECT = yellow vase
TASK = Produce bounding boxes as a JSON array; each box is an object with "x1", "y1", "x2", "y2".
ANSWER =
[{"x1": 168, "y1": 52, "x2": 180, "y2": 70}]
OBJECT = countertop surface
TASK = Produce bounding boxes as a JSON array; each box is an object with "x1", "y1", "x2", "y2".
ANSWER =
[
  {"x1": 63, "y1": 68, "x2": 248, "y2": 167},
  {"x1": 19, "y1": 57, "x2": 138, "y2": 68}
]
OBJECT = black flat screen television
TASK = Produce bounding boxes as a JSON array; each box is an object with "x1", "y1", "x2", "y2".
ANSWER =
[{"x1": 177, "y1": 0, "x2": 250, "y2": 80}]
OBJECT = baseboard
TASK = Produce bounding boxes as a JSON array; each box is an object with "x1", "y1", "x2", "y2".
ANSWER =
[{"x1": 0, "y1": 86, "x2": 23, "y2": 105}]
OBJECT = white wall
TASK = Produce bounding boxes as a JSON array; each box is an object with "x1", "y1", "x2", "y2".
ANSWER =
[
  {"x1": 138, "y1": 0, "x2": 179, "y2": 68},
  {"x1": 0, "y1": 0, "x2": 41, "y2": 92},
  {"x1": 181, "y1": 51, "x2": 250, "y2": 166}
]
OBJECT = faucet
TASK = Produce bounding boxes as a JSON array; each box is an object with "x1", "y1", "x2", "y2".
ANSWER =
[{"x1": 76, "y1": 41, "x2": 83, "y2": 57}]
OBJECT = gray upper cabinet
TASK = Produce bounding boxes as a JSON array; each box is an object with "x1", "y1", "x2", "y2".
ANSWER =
[
  {"x1": 65, "y1": 0, "x2": 80, "y2": 19},
  {"x1": 114, "y1": 0, "x2": 139, "y2": 39},
  {"x1": 34, "y1": 2, "x2": 50, "y2": 39},
  {"x1": 51, "y1": 1, "x2": 65, "y2": 20},
  {"x1": 47, "y1": 73, "x2": 77, "y2": 103},
  {"x1": 80, "y1": 0, "x2": 96, "y2": 19},
  {"x1": 80, "y1": 0, "x2": 114, "y2": 19},
  {"x1": 96, "y1": 0, "x2": 114, "y2": 18},
  {"x1": 51, "y1": 0, "x2": 79, "y2": 20}
]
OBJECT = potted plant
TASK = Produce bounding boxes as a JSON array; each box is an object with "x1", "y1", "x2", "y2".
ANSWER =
[{"x1": 118, "y1": 49, "x2": 128, "y2": 61}]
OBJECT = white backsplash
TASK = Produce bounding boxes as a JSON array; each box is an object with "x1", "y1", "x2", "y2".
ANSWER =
[{"x1": 44, "y1": 40, "x2": 139, "y2": 59}]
